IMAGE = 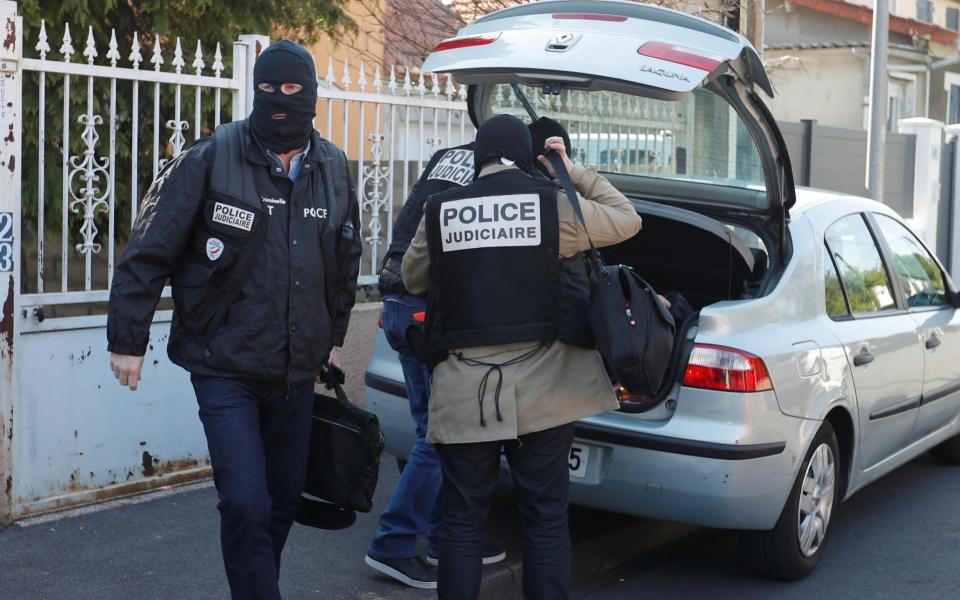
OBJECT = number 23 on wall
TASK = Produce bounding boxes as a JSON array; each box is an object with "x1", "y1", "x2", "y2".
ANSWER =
[{"x1": 0, "y1": 212, "x2": 13, "y2": 272}]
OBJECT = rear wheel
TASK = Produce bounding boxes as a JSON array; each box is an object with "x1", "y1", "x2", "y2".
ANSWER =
[
  {"x1": 741, "y1": 422, "x2": 840, "y2": 580},
  {"x1": 929, "y1": 434, "x2": 960, "y2": 464}
]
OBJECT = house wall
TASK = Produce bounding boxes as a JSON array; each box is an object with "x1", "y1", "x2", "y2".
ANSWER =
[
  {"x1": 307, "y1": 0, "x2": 387, "y2": 158},
  {"x1": 767, "y1": 1, "x2": 873, "y2": 44},
  {"x1": 765, "y1": 48, "x2": 868, "y2": 129},
  {"x1": 767, "y1": 0, "x2": 919, "y2": 46}
]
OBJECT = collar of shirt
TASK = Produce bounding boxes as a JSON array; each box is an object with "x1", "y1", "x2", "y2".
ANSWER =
[
  {"x1": 266, "y1": 141, "x2": 312, "y2": 182},
  {"x1": 478, "y1": 163, "x2": 518, "y2": 178}
]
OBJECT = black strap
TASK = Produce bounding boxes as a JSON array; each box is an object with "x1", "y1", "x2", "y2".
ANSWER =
[
  {"x1": 545, "y1": 152, "x2": 605, "y2": 274},
  {"x1": 452, "y1": 343, "x2": 546, "y2": 427}
]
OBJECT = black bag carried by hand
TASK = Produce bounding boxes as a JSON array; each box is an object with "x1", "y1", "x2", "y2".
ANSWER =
[
  {"x1": 296, "y1": 365, "x2": 384, "y2": 530},
  {"x1": 547, "y1": 152, "x2": 675, "y2": 396}
]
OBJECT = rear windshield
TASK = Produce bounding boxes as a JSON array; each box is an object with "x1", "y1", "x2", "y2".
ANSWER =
[{"x1": 483, "y1": 84, "x2": 766, "y2": 191}]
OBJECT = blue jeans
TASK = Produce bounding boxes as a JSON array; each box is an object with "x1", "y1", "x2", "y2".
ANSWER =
[
  {"x1": 191, "y1": 375, "x2": 315, "y2": 600},
  {"x1": 368, "y1": 295, "x2": 443, "y2": 559}
]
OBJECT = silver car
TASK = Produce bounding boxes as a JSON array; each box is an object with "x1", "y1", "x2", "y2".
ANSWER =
[{"x1": 364, "y1": 0, "x2": 960, "y2": 580}]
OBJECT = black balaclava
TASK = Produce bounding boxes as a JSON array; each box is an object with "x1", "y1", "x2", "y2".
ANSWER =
[
  {"x1": 528, "y1": 117, "x2": 571, "y2": 179},
  {"x1": 250, "y1": 40, "x2": 318, "y2": 153},
  {"x1": 473, "y1": 114, "x2": 534, "y2": 178}
]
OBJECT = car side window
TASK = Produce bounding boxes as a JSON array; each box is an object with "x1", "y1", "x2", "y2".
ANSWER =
[
  {"x1": 824, "y1": 214, "x2": 897, "y2": 315},
  {"x1": 873, "y1": 214, "x2": 948, "y2": 308},
  {"x1": 824, "y1": 248, "x2": 850, "y2": 318}
]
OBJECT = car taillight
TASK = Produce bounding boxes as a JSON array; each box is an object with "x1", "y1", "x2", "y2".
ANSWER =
[
  {"x1": 682, "y1": 344, "x2": 773, "y2": 393},
  {"x1": 552, "y1": 12, "x2": 628, "y2": 22},
  {"x1": 433, "y1": 33, "x2": 500, "y2": 52},
  {"x1": 637, "y1": 41, "x2": 723, "y2": 72}
]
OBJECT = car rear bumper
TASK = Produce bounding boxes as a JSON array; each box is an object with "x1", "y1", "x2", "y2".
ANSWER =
[
  {"x1": 566, "y1": 421, "x2": 795, "y2": 530},
  {"x1": 365, "y1": 371, "x2": 811, "y2": 531}
]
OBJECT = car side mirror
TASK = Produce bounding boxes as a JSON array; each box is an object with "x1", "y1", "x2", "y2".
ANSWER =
[
  {"x1": 951, "y1": 288, "x2": 960, "y2": 309},
  {"x1": 941, "y1": 271, "x2": 960, "y2": 308}
]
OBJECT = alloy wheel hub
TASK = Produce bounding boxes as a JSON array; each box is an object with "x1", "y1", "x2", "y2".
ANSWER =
[{"x1": 797, "y1": 443, "x2": 836, "y2": 557}]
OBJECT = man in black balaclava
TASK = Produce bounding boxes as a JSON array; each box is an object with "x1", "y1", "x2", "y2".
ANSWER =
[
  {"x1": 401, "y1": 113, "x2": 641, "y2": 599},
  {"x1": 249, "y1": 40, "x2": 318, "y2": 153},
  {"x1": 107, "y1": 40, "x2": 362, "y2": 600}
]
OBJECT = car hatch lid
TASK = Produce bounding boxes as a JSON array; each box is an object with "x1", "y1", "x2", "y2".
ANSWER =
[{"x1": 422, "y1": 0, "x2": 772, "y2": 98}]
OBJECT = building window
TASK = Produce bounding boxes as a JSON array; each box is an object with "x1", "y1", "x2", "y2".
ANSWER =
[
  {"x1": 917, "y1": 0, "x2": 934, "y2": 23},
  {"x1": 949, "y1": 85, "x2": 960, "y2": 124},
  {"x1": 948, "y1": 7, "x2": 959, "y2": 31}
]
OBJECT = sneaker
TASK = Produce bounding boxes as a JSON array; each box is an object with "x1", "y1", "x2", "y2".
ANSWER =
[
  {"x1": 364, "y1": 554, "x2": 437, "y2": 590},
  {"x1": 426, "y1": 543, "x2": 507, "y2": 566}
]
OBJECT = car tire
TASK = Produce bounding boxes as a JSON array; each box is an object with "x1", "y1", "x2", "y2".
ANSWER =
[
  {"x1": 396, "y1": 457, "x2": 408, "y2": 473},
  {"x1": 740, "y1": 421, "x2": 840, "y2": 581},
  {"x1": 929, "y1": 434, "x2": 960, "y2": 464}
]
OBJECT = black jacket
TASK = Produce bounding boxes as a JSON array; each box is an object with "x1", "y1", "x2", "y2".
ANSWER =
[
  {"x1": 107, "y1": 121, "x2": 362, "y2": 383},
  {"x1": 378, "y1": 143, "x2": 474, "y2": 296}
]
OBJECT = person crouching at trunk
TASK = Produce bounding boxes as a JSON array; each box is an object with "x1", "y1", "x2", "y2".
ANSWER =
[{"x1": 400, "y1": 114, "x2": 641, "y2": 600}]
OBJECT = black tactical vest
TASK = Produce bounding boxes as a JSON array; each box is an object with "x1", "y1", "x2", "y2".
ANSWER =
[
  {"x1": 379, "y1": 143, "x2": 475, "y2": 296},
  {"x1": 190, "y1": 120, "x2": 350, "y2": 343},
  {"x1": 423, "y1": 168, "x2": 593, "y2": 356}
]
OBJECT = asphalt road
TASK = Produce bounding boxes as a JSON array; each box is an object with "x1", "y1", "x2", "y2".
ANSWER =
[
  {"x1": 575, "y1": 453, "x2": 960, "y2": 600},
  {"x1": 0, "y1": 460, "x2": 437, "y2": 600},
  {"x1": 2, "y1": 451, "x2": 959, "y2": 599}
]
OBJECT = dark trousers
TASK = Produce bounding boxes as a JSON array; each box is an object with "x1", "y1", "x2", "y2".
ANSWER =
[
  {"x1": 191, "y1": 375, "x2": 315, "y2": 600},
  {"x1": 437, "y1": 423, "x2": 575, "y2": 600}
]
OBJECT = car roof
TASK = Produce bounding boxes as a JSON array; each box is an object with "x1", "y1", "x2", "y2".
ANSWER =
[{"x1": 791, "y1": 186, "x2": 902, "y2": 219}]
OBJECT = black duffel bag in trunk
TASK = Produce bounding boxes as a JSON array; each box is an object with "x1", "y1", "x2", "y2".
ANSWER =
[
  {"x1": 296, "y1": 375, "x2": 384, "y2": 530},
  {"x1": 547, "y1": 152, "x2": 675, "y2": 396}
]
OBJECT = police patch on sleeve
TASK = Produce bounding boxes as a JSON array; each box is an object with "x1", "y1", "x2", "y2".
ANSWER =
[
  {"x1": 206, "y1": 237, "x2": 225, "y2": 261},
  {"x1": 427, "y1": 149, "x2": 474, "y2": 186},
  {"x1": 212, "y1": 202, "x2": 255, "y2": 231},
  {"x1": 440, "y1": 194, "x2": 541, "y2": 252}
]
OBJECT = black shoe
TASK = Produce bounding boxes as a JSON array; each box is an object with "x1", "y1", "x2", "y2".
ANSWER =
[
  {"x1": 426, "y1": 543, "x2": 507, "y2": 566},
  {"x1": 365, "y1": 554, "x2": 437, "y2": 590}
]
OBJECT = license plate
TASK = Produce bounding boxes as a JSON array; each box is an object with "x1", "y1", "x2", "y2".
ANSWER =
[{"x1": 568, "y1": 443, "x2": 590, "y2": 478}]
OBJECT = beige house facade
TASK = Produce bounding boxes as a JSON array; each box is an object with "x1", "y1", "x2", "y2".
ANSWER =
[{"x1": 764, "y1": 0, "x2": 960, "y2": 130}]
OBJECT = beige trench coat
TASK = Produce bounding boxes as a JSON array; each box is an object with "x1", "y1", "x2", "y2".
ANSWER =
[{"x1": 402, "y1": 163, "x2": 642, "y2": 444}]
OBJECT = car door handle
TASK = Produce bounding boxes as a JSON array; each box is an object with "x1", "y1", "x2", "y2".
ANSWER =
[
  {"x1": 853, "y1": 348, "x2": 875, "y2": 366},
  {"x1": 926, "y1": 336, "x2": 942, "y2": 350}
]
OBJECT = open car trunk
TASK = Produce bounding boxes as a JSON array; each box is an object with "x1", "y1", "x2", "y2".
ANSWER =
[
  {"x1": 601, "y1": 199, "x2": 760, "y2": 310},
  {"x1": 598, "y1": 199, "x2": 765, "y2": 412}
]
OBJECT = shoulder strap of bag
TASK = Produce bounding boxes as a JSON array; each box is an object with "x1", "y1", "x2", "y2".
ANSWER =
[{"x1": 546, "y1": 152, "x2": 605, "y2": 273}]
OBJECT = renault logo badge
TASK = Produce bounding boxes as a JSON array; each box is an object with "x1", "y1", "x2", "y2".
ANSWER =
[{"x1": 546, "y1": 32, "x2": 580, "y2": 52}]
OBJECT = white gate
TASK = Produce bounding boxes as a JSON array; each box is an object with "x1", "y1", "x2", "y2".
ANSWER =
[{"x1": 1, "y1": 1, "x2": 254, "y2": 524}]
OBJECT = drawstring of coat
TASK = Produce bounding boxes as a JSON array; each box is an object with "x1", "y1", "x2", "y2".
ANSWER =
[{"x1": 452, "y1": 344, "x2": 547, "y2": 427}]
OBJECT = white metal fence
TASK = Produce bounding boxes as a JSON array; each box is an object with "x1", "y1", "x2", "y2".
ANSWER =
[
  {"x1": 22, "y1": 23, "x2": 245, "y2": 311},
  {"x1": 314, "y1": 60, "x2": 473, "y2": 281},
  {"x1": 18, "y1": 24, "x2": 477, "y2": 317}
]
